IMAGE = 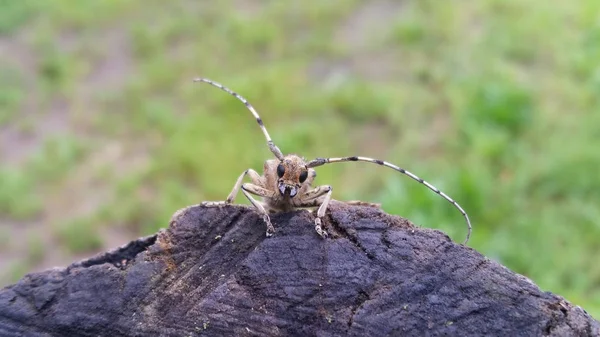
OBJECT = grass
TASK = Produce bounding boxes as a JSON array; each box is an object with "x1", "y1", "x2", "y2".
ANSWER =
[
  {"x1": 55, "y1": 218, "x2": 103, "y2": 254},
  {"x1": 0, "y1": 67, "x2": 25, "y2": 124},
  {"x1": 0, "y1": 168, "x2": 42, "y2": 219},
  {"x1": 0, "y1": 0, "x2": 598, "y2": 318}
]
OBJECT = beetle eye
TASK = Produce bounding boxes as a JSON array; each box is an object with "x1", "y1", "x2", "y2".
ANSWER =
[
  {"x1": 299, "y1": 170, "x2": 308, "y2": 183},
  {"x1": 277, "y1": 163, "x2": 285, "y2": 178}
]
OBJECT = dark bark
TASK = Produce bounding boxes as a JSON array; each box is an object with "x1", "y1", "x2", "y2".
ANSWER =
[{"x1": 0, "y1": 203, "x2": 598, "y2": 336}]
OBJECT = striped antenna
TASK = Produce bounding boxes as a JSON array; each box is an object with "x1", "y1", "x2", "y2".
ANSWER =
[
  {"x1": 307, "y1": 156, "x2": 472, "y2": 244},
  {"x1": 194, "y1": 78, "x2": 284, "y2": 160}
]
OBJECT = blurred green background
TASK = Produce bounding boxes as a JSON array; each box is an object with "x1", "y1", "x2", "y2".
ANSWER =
[{"x1": 0, "y1": 0, "x2": 599, "y2": 318}]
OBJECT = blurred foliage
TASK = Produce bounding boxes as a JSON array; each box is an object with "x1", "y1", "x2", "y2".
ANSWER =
[{"x1": 0, "y1": 0, "x2": 598, "y2": 318}]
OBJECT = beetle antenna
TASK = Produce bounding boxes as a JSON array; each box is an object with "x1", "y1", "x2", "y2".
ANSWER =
[{"x1": 307, "y1": 156, "x2": 472, "y2": 244}]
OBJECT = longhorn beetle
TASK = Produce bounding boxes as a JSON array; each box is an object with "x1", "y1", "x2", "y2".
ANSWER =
[{"x1": 194, "y1": 78, "x2": 472, "y2": 244}]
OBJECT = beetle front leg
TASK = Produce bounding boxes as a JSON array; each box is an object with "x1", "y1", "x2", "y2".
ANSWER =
[
  {"x1": 241, "y1": 183, "x2": 278, "y2": 237},
  {"x1": 202, "y1": 169, "x2": 262, "y2": 207},
  {"x1": 294, "y1": 185, "x2": 333, "y2": 238}
]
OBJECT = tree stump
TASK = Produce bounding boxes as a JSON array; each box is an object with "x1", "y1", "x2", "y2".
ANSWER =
[{"x1": 0, "y1": 203, "x2": 598, "y2": 336}]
